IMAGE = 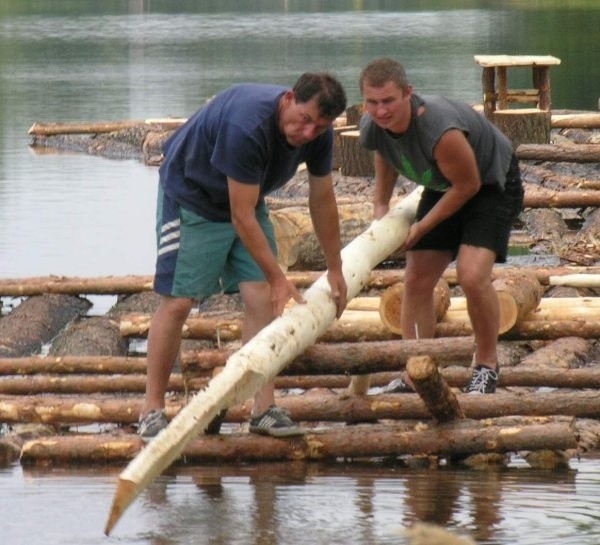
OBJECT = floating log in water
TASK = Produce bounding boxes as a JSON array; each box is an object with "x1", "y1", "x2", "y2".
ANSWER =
[
  {"x1": 27, "y1": 118, "x2": 186, "y2": 136},
  {"x1": 19, "y1": 417, "x2": 577, "y2": 465},
  {"x1": 0, "y1": 275, "x2": 154, "y2": 296}
]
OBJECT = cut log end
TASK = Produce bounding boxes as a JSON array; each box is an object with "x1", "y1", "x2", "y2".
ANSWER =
[
  {"x1": 105, "y1": 478, "x2": 137, "y2": 535},
  {"x1": 379, "y1": 279, "x2": 450, "y2": 335}
]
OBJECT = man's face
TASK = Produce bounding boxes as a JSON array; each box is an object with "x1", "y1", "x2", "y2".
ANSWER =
[
  {"x1": 280, "y1": 92, "x2": 332, "y2": 147},
  {"x1": 362, "y1": 80, "x2": 413, "y2": 134}
]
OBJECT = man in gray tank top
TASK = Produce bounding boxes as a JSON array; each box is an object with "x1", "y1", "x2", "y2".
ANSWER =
[{"x1": 358, "y1": 57, "x2": 523, "y2": 394}]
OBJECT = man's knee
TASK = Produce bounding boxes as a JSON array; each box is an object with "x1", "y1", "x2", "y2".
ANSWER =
[{"x1": 158, "y1": 296, "x2": 195, "y2": 322}]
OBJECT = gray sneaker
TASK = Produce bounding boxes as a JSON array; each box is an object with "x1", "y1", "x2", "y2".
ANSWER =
[
  {"x1": 249, "y1": 405, "x2": 306, "y2": 437},
  {"x1": 138, "y1": 409, "x2": 168, "y2": 442},
  {"x1": 381, "y1": 377, "x2": 414, "y2": 394},
  {"x1": 465, "y1": 366, "x2": 499, "y2": 394}
]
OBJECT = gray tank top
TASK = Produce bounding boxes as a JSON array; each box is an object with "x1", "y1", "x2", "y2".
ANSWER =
[{"x1": 359, "y1": 94, "x2": 513, "y2": 191}]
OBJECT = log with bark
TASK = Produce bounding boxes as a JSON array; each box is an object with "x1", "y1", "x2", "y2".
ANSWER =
[
  {"x1": 0, "y1": 374, "x2": 187, "y2": 395},
  {"x1": 522, "y1": 163, "x2": 600, "y2": 190},
  {"x1": 19, "y1": 417, "x2": 577, "y2": 465},
  {"x1": 2, "y1": 266, "x2": 600, "y2": 297},
  {"x1": 0, "y1": 355, "x2": 149, "y2": 375},
  {"x1": 559, "y1": 208, "x2": 600, "y2": 266},
  {"x1": 338, "y1": 130, "x2": 375, "y2": 177},
  {"x1": 522, "y1": 182, "x2": 600, "y2": 208},
  {"x1": 492, "y1": 109, "x2": 551, "y2": 146},
  {"x1": 27, "y1": 119, "x2": 186, "y2": 136},
  {"x1": 0, "y1": 337, "x2": 540, "y2": 377},
  {"x1": 519, "y1": 337, "x2": 594, "y2": 369},
  {"x1": 269, "y1": 201, "x2": 375, "y2": 270},
  {"x1": 48, "y1": 316, "x2": 127, "y2": 357},
  {"x1": 3, "y1": 388, "x2": 600, "y2": 427},
  {"x1": 516, "y1": 143, "x2": 600, "y2": 162},
  {"x1": 551, "y1": 113, "x2": 600, "y2": 129},
  {"x1": 119, "y1": 296, "x2": 600, "y2": 342},
  {"x1": 406, "y1": 356, "x2": 464, "y2": 423},
  {"x1": 0, "y1": 295, "x2": 91, "y2": 357},
  {"x1": 521, "y1": 208, "x2": 569, "y2": 255}
]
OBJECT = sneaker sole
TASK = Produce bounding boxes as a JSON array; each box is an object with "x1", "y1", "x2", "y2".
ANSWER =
[{"x1": 249, "y1": 426, "x2": 306, "y2": 438}]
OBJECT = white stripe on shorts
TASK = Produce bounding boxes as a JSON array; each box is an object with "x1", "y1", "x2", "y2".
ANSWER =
[
  {"x1": 158, "y1": 241, "x2": 180, "y2": 257},
  {"x1": 160, "y1": 218, "x2": 180, "y2": 235},
  {"x1": 158, "y1": 219, "x2": 181, "y2": 256}
]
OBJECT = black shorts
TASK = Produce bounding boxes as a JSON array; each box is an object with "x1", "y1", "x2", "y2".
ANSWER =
[{"x1": 412, "y1": 155, "x2": 524, "y2": 263}]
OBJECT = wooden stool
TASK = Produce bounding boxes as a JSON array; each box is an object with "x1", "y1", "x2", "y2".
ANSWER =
[{"x1": 474, "y1": 54, "x2": 561, "y2": 117}]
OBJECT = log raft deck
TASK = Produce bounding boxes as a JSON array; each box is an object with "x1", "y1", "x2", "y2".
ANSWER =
[
  {"x1": 1, "y1": 265, "x2": 600, "y2": 469},
  {"x1": 2, "y1": 108, "x2": 599, "y2": 468}
]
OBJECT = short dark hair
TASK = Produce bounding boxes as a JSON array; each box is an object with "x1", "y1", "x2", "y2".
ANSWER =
[
  {"x1": 359, "y1": 58, "x2": 410, "y2": 94},
  {"x1": 293, "y1": 72, "x2": 347, "y2": 119}
]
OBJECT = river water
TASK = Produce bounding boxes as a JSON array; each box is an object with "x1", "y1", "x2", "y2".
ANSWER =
[{"x1": 1, "y1": 1, "x2": 600, "y2": 544}]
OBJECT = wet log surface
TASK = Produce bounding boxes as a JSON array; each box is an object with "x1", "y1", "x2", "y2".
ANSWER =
[{"x1": 18, "y1": 417, "x2": 577, "y2": 465}]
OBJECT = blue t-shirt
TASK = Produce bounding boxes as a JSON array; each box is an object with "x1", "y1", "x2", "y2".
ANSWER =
[{"x1": 159, "y1": 83, "x2": 334, "y2": 221}]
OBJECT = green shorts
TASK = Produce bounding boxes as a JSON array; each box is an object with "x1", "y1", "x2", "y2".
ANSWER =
[{"x1": 153, "y1": 187, "x2": 277, "y2": 299}]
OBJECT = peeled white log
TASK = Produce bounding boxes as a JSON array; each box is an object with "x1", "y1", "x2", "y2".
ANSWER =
[
  {"x1": 548, "y1": 274, "x2": 600, "y2": 288},
  {"x1": 104, "y1": 188, "x2": 424, "y2": 535}
]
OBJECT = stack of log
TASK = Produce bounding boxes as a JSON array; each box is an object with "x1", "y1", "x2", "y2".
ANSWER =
[
  {"x1": 1, "y1": 265, "x2": 600, "y2": 468},
  {"x1": 2, "y1": 108, "x2": 598, "y2": 468}
]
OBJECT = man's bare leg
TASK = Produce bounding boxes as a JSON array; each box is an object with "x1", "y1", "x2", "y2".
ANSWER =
[
  {"x1": 239, "y1": 281, "x2": 277, "y2": 415},
  {"x1": 141, "y1": 295, "x2": 194, "y2": 416},
  {"x1": 401, "y1": 250, "x2": 452, "y2": 340},
  {"x1": 456, "y1": 245, "x2": 499, "y2": 369}
]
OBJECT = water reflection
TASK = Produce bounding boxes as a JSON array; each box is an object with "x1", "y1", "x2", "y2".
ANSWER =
[
  {"x1": 0, "y1": 457, "x2": 596, "y2": 544},
  {"x1": 87, "y1": 459, "x2": 592, "y2": 545},
  {"x1": 1, "y1": 3, "x2": 599, "y2": 282}
]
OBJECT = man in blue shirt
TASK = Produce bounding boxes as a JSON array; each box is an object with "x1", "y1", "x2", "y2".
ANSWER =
[{"x1": 139, "y1": 73, "x2": 348, "y2": 441}]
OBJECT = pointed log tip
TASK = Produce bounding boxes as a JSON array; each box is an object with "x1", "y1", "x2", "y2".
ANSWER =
[{"x1": 104, "y1": 478, "x2": 138, "y2": 536}]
